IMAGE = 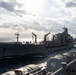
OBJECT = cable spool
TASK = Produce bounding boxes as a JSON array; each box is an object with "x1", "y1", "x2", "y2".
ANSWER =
[{"x1": 46, "y1": 54, "x2": 69, "y2": 72}]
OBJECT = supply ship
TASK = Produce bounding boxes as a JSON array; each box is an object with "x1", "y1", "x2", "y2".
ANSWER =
[{"x1": 0, "y1": 27, "x2": 74, "y2": 58}]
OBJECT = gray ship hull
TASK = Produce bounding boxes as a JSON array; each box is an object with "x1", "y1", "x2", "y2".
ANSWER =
[
  {"x1": 0, "y1": 43, "x2": 45, "y2": 58},
  {"x1": 0, "y1": 43, "x2": 74, "y2": 58}
]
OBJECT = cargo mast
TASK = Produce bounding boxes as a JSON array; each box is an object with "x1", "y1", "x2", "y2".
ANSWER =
[
  {"x1": 44, "y1": 32, "x2": 50, "y2": 43},
  {"x1": 32, "y1": 32, "x2": 37, "y2": 44},
  {"x1": 15, "y1": 32, "x2": 20, "y2": 43}
]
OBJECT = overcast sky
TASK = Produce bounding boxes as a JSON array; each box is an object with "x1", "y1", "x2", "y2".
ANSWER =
[{"x1": 0, "y1": 0, "x2": 76, "y2": 38}]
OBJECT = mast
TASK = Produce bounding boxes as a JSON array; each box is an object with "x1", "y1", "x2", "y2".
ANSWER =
[
  {"x1": 15, "y1": 32, "x2": 20, "y2": 43},
  {"x1": 44, "y1": 32, "x2": 50, "y2": 43},
  {"x1": 52, "y1": 35, "x2": 55, "y2": 44},
  {"x1": 63, "y1": 27, "x2": 68, "y2": 34},
  {"x1": 32, "y1": 32, "x2": 37, "y2": 44}
]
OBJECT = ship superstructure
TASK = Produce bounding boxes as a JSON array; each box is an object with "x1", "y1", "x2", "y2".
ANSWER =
[{"x1": 51, "y1": 27, "x2": 73, "y2": 45}]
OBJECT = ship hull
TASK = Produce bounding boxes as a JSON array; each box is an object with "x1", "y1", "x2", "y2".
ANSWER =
[
  {"x1": 0, "y1": 43, "x2": 74, "y2": 58},
  {"x1": 0, "y1": 44, "x2": 45, "y2": 58}
]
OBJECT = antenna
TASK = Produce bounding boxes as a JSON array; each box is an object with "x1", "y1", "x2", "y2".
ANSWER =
[{"x1": 15, "y1": 32, "x2": 20, "y2": 43}]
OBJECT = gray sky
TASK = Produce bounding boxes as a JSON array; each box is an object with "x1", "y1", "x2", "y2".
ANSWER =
[{"x1": 0, "y1": 0, "x2": 76, "y2": 38}]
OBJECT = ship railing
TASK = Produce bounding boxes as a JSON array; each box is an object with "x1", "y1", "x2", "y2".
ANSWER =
[{"x1": 51, "y1": 59, "x2": 76, "y2": 75}]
